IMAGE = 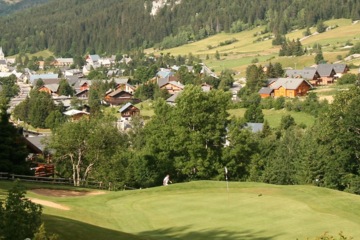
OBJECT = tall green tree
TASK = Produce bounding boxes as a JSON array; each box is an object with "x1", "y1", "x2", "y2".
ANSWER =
[
  {"x1": 58, "y1": 79, "x2": 74, "y2": 96},
  {"x1": 47, "y1": 116, "x2": 127, "y2": 186},
  {"x1": 0, "y1": 103, "x2": 29, "y2": 174}
]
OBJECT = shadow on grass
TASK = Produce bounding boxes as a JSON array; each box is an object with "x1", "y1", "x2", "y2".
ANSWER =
[
  {"x1": 44, "y1": 214, "x2": 281, "y2": 240},
  {"x1": 138, "y1": 226, "x2": 281, "y2": 240},
  {"x1": 43, "y1": 215, "x2": 142, "y2": 240}
]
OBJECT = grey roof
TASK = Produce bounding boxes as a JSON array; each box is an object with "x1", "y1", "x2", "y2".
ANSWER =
[
  {"x1": 157, "y1": 70, "x2": 174, "y2": 78},
  {"x1": 332, "y1": 64, "x2": 347, "y2": 74},
  {"x1": 113, "y1": 78, "x2": 129, "y2": 84},
  {"x1": 107, "y1": 88, "x2": 132, "y2": 97},
  {"x1": 66, "y1": 76, "x2": 81, "y2": 86},
  {"x1": 266, "y1": 78, "x2": 278, "y2": 86},
  {"x1": 89, "y1": 55, "x2": 100, "y2": 62},
  {"x1": 166, "y1": 81, "x2": 185, "y2": 89},
  {"x1": 0, "y1": 59, "x2": 6, "y2": 65},
  {"x1": 32, "y1": 78, "x2": 61, "y2": 86},
  {"x1": 285, "y1": 69, "x2": 319, "y2": 80},
  {"x1": 119, "y1": 102, "x2": 134, "y2": 113},
  {"x1": 245, "y1": 123, "x2": 264, "y2": 133},
  {"x1": 25, "y1": 135, "x2": 47, "y2": 152},
  {"x1": 316, "y1": 64, "x2": 335, "y2": 77},
  {"x1": 270, "y1": 78, "x2": 312, "y2": 90},
  {"x1": 258, "y1": 87, "x2": 273, "y2": 94},
  {"x1": 166, "y1": 92, "x2": 181, "y2": 103},
  {"x1": 157, "y1": 77, "x2": 169, "y2": 87},
  {"x1": 29, "y1": 73, "x2": 58, "y2": 83},
  {"x1": 44, "y1": 84, "x2": 59, "y2": 92}
]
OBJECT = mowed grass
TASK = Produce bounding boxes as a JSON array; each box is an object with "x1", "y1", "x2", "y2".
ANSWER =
[
  {"x1": 228, "y1": 108, "x2": 315, "y2": 128},
  {"x1": 1, "y1": 181, "x2": 360, "y2": 240}
]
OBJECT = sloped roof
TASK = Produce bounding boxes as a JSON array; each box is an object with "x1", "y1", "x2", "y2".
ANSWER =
[
  {"x1": 316, "y1": 64, "x2": 335, "y2": 77},
  {"x1": 258, "y1": 87, "x2": 273, "y2": 94},
  {"x1": 24, "y1": 135, "x2": 47, "y2": 153},
  {"x1": 164, "y1": 81, "x2": 184, "y2": 89},
  {"x1": 107, "y1": 88, "x2": 132, "y2": 97},
  {"x1": 113, "y1": 78, "x2": 129, "y2": 84},
  {"x1": 166, "y1": 91, "x2": 181, "y2": 103},
  {"x1": 118, "y1": 102, "x2": 138, "y2": 113},
  {"x1": 285, "y1": 69, "x2": 318, "y2": 80},
  {"x1": 157, "y1": 77, "x2": 169, "y2": 87},
  {"x1": 332, "y1": 64, "x2": 347, "y2": 74},
  {"x1": 29, "y1": 73, "x2": 58, "y2": 83},
  {"x1": 56, "y1": 58, "x2": 73, "y2": 63},
  {"x1": 44, "y1": 84, "x2": 59, "y2": 92},
  {"x1": 270, "y1": 78, "x2": 312, "y2": 90},
  {"x1": 245, "y1": 123, "x2": 264, "y2": 133},
  {"x1": 157, "y1": 70, "x2": 174, "y2": 78},
  {"x1": 63, "y1": 109, "x2": 89, "y2": 116},
  {"x1": 89, "y1": 55, "x2": 100, "y2": 62}
]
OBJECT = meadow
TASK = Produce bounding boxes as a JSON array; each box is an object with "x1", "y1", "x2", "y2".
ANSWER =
[
  {"x1": 1, "y1": 181, "x2": 360, "y2": 240},
  {"x1": 147, "y1": 18, "x2": 360, "y2": 77}
]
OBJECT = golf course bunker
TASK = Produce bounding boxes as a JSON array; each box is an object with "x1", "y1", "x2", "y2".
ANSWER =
[
  {"x1": 30, "y1": 198, "x2": 70, "y2": 210},
  {"x1": 31, "y1": 188, "x2": 106, "y2": 197}
]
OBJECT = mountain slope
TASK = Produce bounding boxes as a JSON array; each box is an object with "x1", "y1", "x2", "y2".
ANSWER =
[
  {"x1": 0, "y1": 0, "x2": 50, "y2": 16},
  {"x1": 0, "y1": 0, "x2": 359, "y2": 56}
]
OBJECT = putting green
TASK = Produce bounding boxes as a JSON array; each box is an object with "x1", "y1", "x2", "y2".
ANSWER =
[{"x1": 23, "y1": 181, "x2": 360, "y2": 240}]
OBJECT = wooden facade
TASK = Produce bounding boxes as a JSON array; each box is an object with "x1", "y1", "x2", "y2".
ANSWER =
[
  {"x1": 160, "y1": 81, "x2": 184, "y2": 95},
  {"x1": 104, "y1": 89, "x2": 140, "y2": 105},
  {"x1": 271, "y1": 78, "x2": 312, "y2": 98},
  {"x1": 119, "y1": 103, "x2": 140, "y2": 118}
]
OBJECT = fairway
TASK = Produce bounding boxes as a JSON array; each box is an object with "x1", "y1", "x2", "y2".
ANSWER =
[{"x1": 4, "y1": 181, "x2": 357, "y2": 240}]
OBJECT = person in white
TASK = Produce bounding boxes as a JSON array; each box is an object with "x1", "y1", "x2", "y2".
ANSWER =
[{"x1": 163, "y1": 174, "x2": 171, "y2": 186}]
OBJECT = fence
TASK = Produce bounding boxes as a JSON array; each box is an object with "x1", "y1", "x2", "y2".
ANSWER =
[{"x1": 0, "y1": 172, "x2": 105, "y2": 189}]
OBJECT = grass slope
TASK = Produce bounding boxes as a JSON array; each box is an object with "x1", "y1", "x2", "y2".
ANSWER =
[
  {"x1": 148, "y1": 19, "x2": 360, "y2": 77},
  {"x1": 2, "y1": 181, "x2": 360, "y2": 240}
]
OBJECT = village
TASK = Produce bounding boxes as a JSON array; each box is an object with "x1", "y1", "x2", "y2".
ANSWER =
[{"x1": 0, "y1": 45, "x2": 353, "y2": 175}]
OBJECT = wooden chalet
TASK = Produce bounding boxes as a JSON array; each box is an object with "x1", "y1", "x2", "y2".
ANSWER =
[
  {"x1": 333, "y1": 64, "x2": 349, "y2": 78},
  {"x1": 63, "y1": 109, "x2": 90, "y2": 121},
  {"x1": 118, "y1": 102, "x2": 140, "y2": 119},
  {"x1": 285, "y1": 69, "x2": 321, "y2": 86},
  {"x1": 53, "y1": 58, "x2": 74, "y2": 67},
  {"x1": 160, "y1": 81, "x2": 184, "y2": 95},
  {"x1": 271, "y1": 78, "x2": 312, "y2": 98},
  {"x1": 75, "y1": 89, "x2": 89, "y2": 99},
  {"x1": 104, "y1": 89, "x2": 140, "y2": 106},
  {"x1": 315, "y1": 64, "x2": 336, "y2": 85},
  {"x1": 116, "y1": 83, "x2": 136, "y2": 94},
  {"x1": 38, "y1": 84, "x2": 59, "y2": 96}
]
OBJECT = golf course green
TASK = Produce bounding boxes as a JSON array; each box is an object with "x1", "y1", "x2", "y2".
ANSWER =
[{"x1": 3, "y1": 181, "x2": 360, "y2": 239}]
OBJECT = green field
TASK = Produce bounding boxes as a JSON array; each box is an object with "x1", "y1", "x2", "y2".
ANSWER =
[
  {"x1": 2, "y1": 181, "x2": 360, "y2": 240},
  {"x1": 146, "y1": 19, "x2": 360, "y2": 77},
  {"x1": 228, "y1": 108, "x2": 315, "y2": 128}
]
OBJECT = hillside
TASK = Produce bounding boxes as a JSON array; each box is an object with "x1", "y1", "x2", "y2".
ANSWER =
[
  {"x1": 0, "y1": 0, "x2": 359, "y2": 56},
  {"x1": 0, "y1": 0, "x2": 50, "y2": 16},
  {"x1": 149, "y1": 18, "x2": 360, "y2": 76},
  {"x1": 2, "y1": 181, "x2": 359, "y2": 240}
]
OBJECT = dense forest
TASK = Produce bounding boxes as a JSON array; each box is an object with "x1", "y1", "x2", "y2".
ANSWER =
[
  {"x1": 0, "y1": 0, "x2": 359, "y2": 56},
  {"x1": 0, "y1": 0, "x2": 50, "y2": 16}
]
